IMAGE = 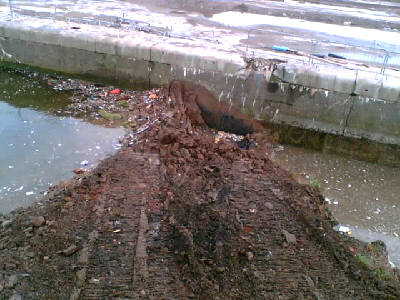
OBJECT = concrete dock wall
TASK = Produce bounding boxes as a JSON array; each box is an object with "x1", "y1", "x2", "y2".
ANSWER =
[{"x1": 0, "y1": 19, "x2": 399, "y2": 165}]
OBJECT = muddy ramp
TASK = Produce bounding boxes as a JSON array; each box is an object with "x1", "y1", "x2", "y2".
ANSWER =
[
  {"x1": 0, "y1": 81, "x2": 399, "y2": 299},
  {"x1": 0, "y1": 150, "x2": 189, "y2": 299}
]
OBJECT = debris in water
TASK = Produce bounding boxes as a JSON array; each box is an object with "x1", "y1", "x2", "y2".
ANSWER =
[
  {"x1": 80, "y1": 160, "x2": 89, "y2": 166},
  {"x1": 373, "y1": 208, "x2": 381, "y2": 214},
  {"x1": 336, "y1": 225, "x2": 352, "y2": 235},
  {"x1": 25, "y1": 191, "x2": 35, "y2": 196}
]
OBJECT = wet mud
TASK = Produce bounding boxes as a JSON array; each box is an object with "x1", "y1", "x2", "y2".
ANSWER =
[{"x1": 0, "y1": 77, "x2": 399, "y2": 299}]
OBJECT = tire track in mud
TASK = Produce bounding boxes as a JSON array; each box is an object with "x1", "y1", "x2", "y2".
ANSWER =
[
  {"x1": 69, "y1": 151, "x2": 150, "y2": 299},
  {"x1": 71, "y1": 150, "x2": 187, "y2": 299}
]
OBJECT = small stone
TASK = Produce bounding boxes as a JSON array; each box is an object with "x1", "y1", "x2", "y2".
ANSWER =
[
  {"x1": 30, "y1": 216, "x2": 45, "y2": 227},
  {"x1": 62, "y1": 245, "x2": 79, "y2": 256},
  {"x1": 26, "y1": 252, "x2": 35, "y2": 258},
  {"x1": 9, "y1": 293, "x2": 23, "y2": 300},
  {"x1": 76, "y1": 269, "x2": 86, "y2": 285},
  {"x1": 43, "y1": 256, "x2": 50, "y2": 262},
  {"x1": 89, "y1": 278, "x2": 100, "y2": 284},
  {"x1": 45, "y1": 220, "x2": 55, "y2": 226},
  {"x1": 247, "y1": 251, "x2": 254, "y2": 261},
  {"x1": 78, "y1": 247, "x2": 89, "y2": 264},
  {"x1": 5, "y1": 274, "x2": 18, "y2": 288},
  {"x1": 23, "y1": 227, "x2": 33, "y2": 233},
  {"x1": 264, "y1": 202, "x2": 274, "y2": 210},
  {"x1": 140, "y1": 290, "x2": 146, "y2": 296},
  {"x1": 216, "y1": 266, "x2": 225, "y2": 273},
  {"x1": 1, "y1": 219, "x2": 13, "y2": 228},
  {"x1": 282, "y1": 229, "x2": 296, "y2": 244}
]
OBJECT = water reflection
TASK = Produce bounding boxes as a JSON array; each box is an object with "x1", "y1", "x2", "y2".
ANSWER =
[
  {"x1": 0, "y1": 70, "x2": 124, "y2": 213},
  {"x1": 271, "y1": 145, "x2": 400, "y2": 267}
]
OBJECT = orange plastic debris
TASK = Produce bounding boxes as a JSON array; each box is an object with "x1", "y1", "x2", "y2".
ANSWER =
[
  {"x1": 73, "y1": 169, "x2": 85, "y2": 174},
  {"x1": 149, "y1": 93, "x2": 158, "y2": 99},
  {"x1": 109, "y1": 88, "x2": 121, "y2": 95},
  {"x1": 243, "y1": 226, "x2": 252, "y2": 233}
]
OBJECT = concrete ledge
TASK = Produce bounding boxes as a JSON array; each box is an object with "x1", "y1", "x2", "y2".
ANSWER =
[{"x1": 0, "y1": 17, "x2": 399, "y2": 162}]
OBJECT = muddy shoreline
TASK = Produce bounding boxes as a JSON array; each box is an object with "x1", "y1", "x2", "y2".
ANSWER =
[{"x1": 0, "y1": 72, "x2": 399, "y2": 299}]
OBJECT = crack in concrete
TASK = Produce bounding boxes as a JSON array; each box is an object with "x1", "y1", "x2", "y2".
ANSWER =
[{"x1": 343, "y1": 95, "x2": 355, "y2": 135}]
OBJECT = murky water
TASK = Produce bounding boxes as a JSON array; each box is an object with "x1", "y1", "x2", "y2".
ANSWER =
[
  {"x1": 0, "y1": 70, "x2": 124, "y2": 214},
  {"x1": 271, "y1": 145, "x2": 400, "y2": 268}
]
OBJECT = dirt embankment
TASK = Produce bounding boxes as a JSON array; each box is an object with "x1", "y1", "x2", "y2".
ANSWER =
[{"x1": 0, "y1": 77, "x2": 399, "y2": 299}]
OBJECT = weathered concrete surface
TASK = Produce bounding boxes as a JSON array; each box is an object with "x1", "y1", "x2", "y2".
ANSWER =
[{"x1": 0, "y1": 3, "x2": 400, "y2": 163}]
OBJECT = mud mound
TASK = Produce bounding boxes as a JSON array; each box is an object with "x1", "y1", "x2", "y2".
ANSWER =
[{"x1": 168, "y1": 80, "x2": 264, "y2": 135}]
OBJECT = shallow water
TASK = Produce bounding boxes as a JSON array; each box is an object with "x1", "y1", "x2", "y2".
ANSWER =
[
  {"x1": 271, "y1": 145, "x2": 400, "y2": 268},
  {"x1": 0, "y1": 70, "x2": 124, "y2": 214}
]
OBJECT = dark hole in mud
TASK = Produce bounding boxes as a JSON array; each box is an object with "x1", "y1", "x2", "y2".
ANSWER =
[
  {"x1": 168, "y1": 80, "x2": 264, "y2": 137},
  {"x1": 198, "y1": 105, "x2": 258, "y2": 136},
  {"x1": 267, "y1": 82, "x2": 280, "y2": 93},
  {"x1": 234, "y1": 137, "x2": 253, "y2": 149}
]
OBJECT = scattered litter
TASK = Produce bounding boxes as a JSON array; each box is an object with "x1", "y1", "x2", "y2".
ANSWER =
[
  {"x1": 8, "y1": 165, "x2": 14, "y2": 169},
  {"x1": 73, "y1": 169, "x2": 85, "y2": 174},
  {"x1": 25, "y1": 191, "x2": 35, "y2": 196},
  {"x1": 80, "y1": 160, "x2": 89, "y2": 166},
  {"x1": 328, "y1": 53, "x2": 346, "y2": 60},
  {"x1": 149, "y1": 93, "x2": 158, "y2": 99},
  {"x1": 389, "y1": 259, "x2": 396, "y2": 268},
  {"x1": 272, "y1": 45, "x2": 289, "y2": 52},
  {"x1": 109, "y1": 88, "x2": 121, "y2": 95},
  {"x1": 243, "y1": 226, "x2": 252, "y2": 233},
  {"x1": 335, "y1": 225, "x2": 352, "y2": 235},
  {"x1": 89, "y1": 278, "x2": 100, "y2": 284}
]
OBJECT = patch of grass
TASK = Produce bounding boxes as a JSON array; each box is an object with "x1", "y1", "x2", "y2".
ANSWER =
[
  {"x1": 375, "y1": 268, "x2": 390, "y2": 281},
  {"x1": 116, "y1": 100, "x2": 129, "y2": 108},
  {"x1": 356, "y1": 253, "x2": 374, "y2": 269},
  {"x1": 98, "y1": 110, "x2": 122, "y2": 121},
  {"x1": 309, "y1": 181, "x2": 321, "y2": 192}
]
